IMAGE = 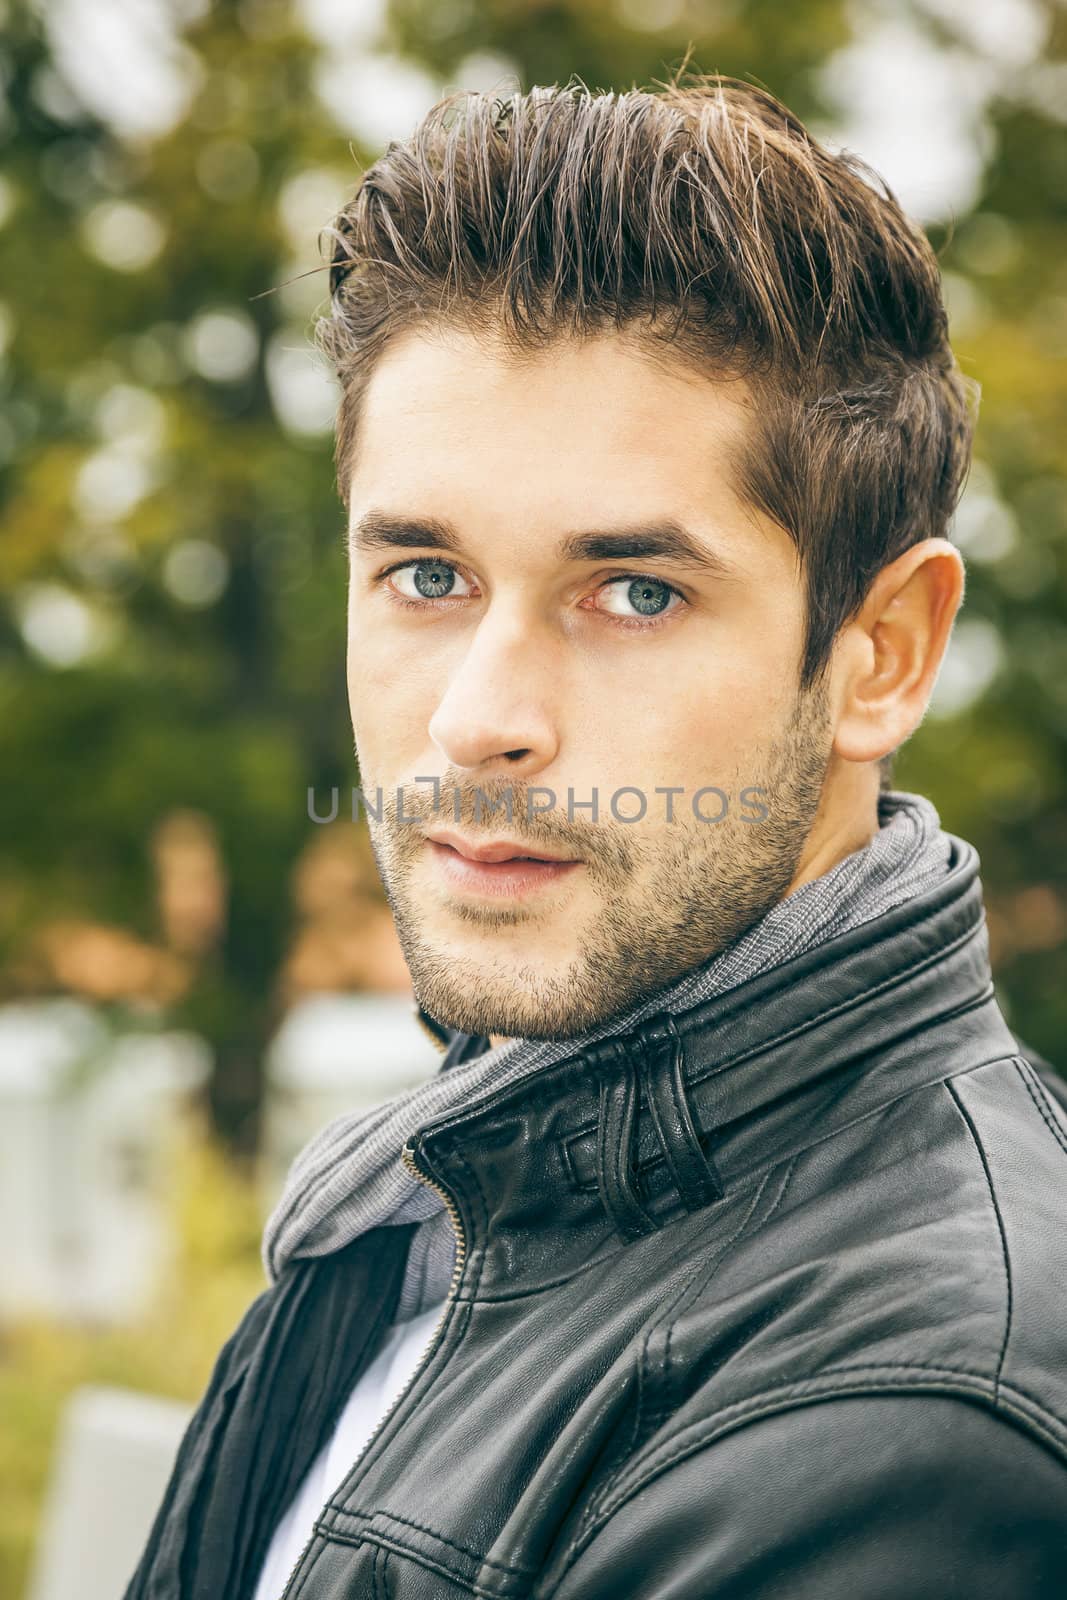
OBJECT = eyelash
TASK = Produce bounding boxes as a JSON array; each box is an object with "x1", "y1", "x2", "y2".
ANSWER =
[{"x1": 372, "y1": 559, "x2": 687, "y2": 631}]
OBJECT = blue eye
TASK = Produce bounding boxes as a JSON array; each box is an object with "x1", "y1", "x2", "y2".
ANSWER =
[
  {"x1": 377, "y1": 560, "x2": 684, "y2": 628},
  {"x1": 411, "y1": 560, "x2": 456, "y2": 598},
  {"x1": 598, "y1": 575, "x2": 682, "y2": 620},
  {"x1": 388, "y1": 560, "x2": 474, "y2": 601}
]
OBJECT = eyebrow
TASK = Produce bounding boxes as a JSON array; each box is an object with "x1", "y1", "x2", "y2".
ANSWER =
[{"x1": 348, "y1": 511, "x2": 739, "y2": 580}]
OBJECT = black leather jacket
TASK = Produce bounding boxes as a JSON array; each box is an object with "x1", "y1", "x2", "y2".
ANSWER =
[{"x1": 136, "y1": 833, "x2": 1067, "y2": 1599}]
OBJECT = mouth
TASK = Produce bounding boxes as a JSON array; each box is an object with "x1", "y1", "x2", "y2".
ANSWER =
[
  {"x1": 424, "y1": 830, "x2": 584, "y2": 899},
  {"x1": 424, "y1": 829, "x2": 579, "y2": 864}
]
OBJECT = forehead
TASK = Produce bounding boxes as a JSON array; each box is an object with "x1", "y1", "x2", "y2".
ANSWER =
[
  {"x1": 346, "y1": 323, "x2": 787, "y2": 574},
  {"x1": 353, "y1": 323, "x2": 749, "y2": 474}
]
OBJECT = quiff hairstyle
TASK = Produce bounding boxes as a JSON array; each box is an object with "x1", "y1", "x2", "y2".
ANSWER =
[{"x1": 316, "y1": 74, "x2": 976, "y2": 788}]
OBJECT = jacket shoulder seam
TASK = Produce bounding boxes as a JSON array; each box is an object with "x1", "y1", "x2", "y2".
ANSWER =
[
  {"x1": 561, "y1": 1369, "x2": 1067, "y2": 1573},
  {"x1": 682, "y1": 922, "x2": 990, "y2": 1101},
  {"x1": 945, "y1": 1076, "x2": 1013, "y2": 1400},
  {"x1": 1015, "y1": 1056, "x2": 1067, "y2": 1159}
]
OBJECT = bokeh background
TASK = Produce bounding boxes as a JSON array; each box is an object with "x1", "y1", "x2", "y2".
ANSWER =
[{"x1": 1, "y1": 0, "x2": 1065, "y2": 1594}]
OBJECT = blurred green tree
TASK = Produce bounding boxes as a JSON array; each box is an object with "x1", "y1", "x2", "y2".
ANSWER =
[{"x1": 0, "y1": 0, "x2": 358, "y2": 1155}]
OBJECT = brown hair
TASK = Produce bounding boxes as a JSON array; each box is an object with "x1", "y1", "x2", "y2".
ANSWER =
[{"x1": 316, "y1": 74, "x2": 976, "y2": 790}]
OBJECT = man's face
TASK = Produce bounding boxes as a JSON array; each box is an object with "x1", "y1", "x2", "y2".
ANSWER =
[{"x1": 345, "y1": 324, "x2": 837, "y2": 1041}]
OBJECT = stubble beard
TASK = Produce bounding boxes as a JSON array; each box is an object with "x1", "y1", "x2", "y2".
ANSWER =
[{"x1": 364, "y1": 674, "x2": 835, "y2": 1043}]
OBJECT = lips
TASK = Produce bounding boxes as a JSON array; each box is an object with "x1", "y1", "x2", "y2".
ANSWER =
[{"x1": 425, "y1": 829, "x2": 576, "y2": 864}]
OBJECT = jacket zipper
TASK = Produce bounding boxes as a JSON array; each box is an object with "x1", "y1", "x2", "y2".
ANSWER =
[{"x1": 274, "y1": 1138, "x2": 467, "y2": 1600}]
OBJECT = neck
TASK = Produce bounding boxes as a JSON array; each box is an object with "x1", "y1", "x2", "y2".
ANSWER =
[{"x1": 783, "y1": 758, "x2": 881, "y2": 899}]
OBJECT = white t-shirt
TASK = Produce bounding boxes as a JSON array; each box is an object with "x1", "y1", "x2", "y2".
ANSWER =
[{"x1": 251, "y1": 1296, "x2": 448, "y2": 1600}]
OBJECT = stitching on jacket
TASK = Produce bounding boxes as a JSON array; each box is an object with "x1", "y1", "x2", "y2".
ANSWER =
[
  {"x1": 573, "y1": 1378, "x2": 1067, "y2": 1573},
  {"x1": 759, "y1": 1146, "x2": 801, "y2": 1230},
  {"x1": 946, "y1": 1078, "x2": 1013, "y2": 1402},
  {"x1": 644, "y1": 883, "x2": 984, "y2": 1098},
  {"x1": 599, "y1": 1362, "x2": 1067, "y2": 1524},
  {"x1": 573, "y1": 1163, "x2": 779, "y2": 1545},
  {"x1": 655, "y1": 1147, "x2": 803, "y2": 1423},
  {"x1": 658, "y1": 1164, "x2": 781, "y2": 1425},
  {"x1": 812, "y1": 1358, "x2": 1066, "y2": 1417},
  {"x1": 679, "y1": 923, "x2": 989, "y2": 1096},
  {"x1": 332, "y1": 1507, "x2": 538, "y2": 1576},
  {"x1": 569, "y1": 1268, "x2": 660, "y2": 1543},
  {"x1": 329, "y1": 1526, "x2": 509, "y2": 1597},
  {"x1": 669, "y1": 1138, "x2": 805, "y2": 1415},
  {"x1": 570, "y1": 1365, "x2": 1067, "y2": 1558},
  {"x1": 1016, "y1": 1058, "x2": 1067, "y2": 1159},
  {"x1": 380, "y1": 1511, "x2": 534, "y2": 1574},
  {"x1": 331, "y1": 1504, "x2": 537, "y2": 1576},
  {"x1": 638, "y1": 1166, "x2": 774, "y2": 1444}
]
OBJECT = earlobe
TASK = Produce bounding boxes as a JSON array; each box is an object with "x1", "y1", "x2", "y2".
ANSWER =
[{"x1": 833, "y1": 539, "x2": 965, "y2": 766}]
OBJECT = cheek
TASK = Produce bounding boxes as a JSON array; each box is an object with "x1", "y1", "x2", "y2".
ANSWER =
[
  {"x1": 346, "y1": 608, "x2": 408, "y2": 697},
  {"x1": 346, "y1": 628, "x2": 395, "y2": 761},
  {"x1": 347, "y1": 626, "x2": 444, "y2": 759},
  {"x1": 696, "y1": 602, "x2": 803, "y2": 714},
  {"x1": 348, "y1": 647, "x2": 393, "y2": 700},
  {"x1": 612, "y1": 655, "x2": 791, "y2": 784}
]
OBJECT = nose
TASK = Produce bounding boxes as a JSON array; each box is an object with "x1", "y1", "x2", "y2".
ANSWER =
[{"x1": 427, "y1": 605, "x2": 560, "y2": 779}]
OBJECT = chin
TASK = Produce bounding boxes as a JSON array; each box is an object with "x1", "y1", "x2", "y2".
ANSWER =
[{"x1": 413, "y1": 970, "x2": 625, "y2": 1046}]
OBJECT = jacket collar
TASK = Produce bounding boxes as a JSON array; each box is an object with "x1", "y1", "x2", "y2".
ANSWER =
[{"x1": 404, "y1": 831, "x2": 1018, "y2": 1296}]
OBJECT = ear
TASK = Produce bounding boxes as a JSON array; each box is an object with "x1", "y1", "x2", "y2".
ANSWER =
[{"x1": 832, "y1": 538, "x2": 966, "y2": 766}]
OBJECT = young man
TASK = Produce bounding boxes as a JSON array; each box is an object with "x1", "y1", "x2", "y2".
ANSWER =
[{"x1": 126, "y1": 78, "x2": 1067, "y2": 1599}]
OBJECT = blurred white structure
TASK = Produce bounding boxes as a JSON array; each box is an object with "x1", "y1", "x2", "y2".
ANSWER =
[
  {"x1": 26, "y1": 1384, "x2": 193, "y2": 1600},
  {"x1": 259, "y1": 992, "x2": 442, "y2": 1215},
  {"x1": 0, "y1": 999, "x2": 211, "y2": 1323}
]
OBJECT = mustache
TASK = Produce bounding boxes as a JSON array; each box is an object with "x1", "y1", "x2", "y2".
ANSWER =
[
  {"x1": 382, "y1": 777, "x2": 584, "y2": 849},
  {"x1": 368, "y1": 776, "x2": 640, "y2": 875}
]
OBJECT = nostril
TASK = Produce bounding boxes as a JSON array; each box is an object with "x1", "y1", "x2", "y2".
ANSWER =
[{"x1": 505, "y1": 749, "x2": 531, "y2": 761}]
